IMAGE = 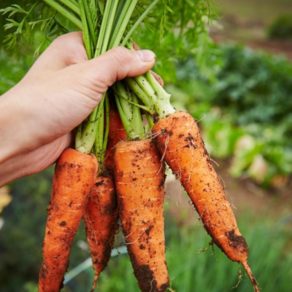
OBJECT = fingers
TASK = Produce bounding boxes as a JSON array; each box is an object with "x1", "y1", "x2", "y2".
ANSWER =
[
  {"x1": 132, "y1": 42, "x2": 163, "y2": 86},
  {"x1": 151, "y1": 71, "x2": 164, "y2": 87},
  {"x1": 27, "y1": 32, "x2": 88, "y2": 78},
  {"x1": 75, "y1": 47, "x2": 156, "y2": 95},
  {"x1": 0, "y1": 134, "x2": 71, "y2": 186}
]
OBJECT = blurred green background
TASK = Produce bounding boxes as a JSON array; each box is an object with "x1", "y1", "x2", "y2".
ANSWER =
[{"x1": 0, "y1": 0, "x2": 291, "y2": 292}]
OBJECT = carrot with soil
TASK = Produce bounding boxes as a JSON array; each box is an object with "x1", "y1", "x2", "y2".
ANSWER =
[
  {"x1": 114, "y1": 139, "x2": 169, "y2": 292},
  {"x1": 113, "y1": 80, "x2": 170, "y2": 291},
  {"x1": 84, "y1": 175, "x2": 118, "y2": 292},
  {"x1": 2, "y1": 1, "x2": 260, "y2": 291},
  {"x1": 39, "y1": 149, "x2": 98, "y2": 292},
  {"x1": 128, "y1": 70, "x2": 260, "y2": 292}
]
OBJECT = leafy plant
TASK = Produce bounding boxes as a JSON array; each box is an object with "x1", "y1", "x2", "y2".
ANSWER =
[
  {"x1": 267, "y1": 14, "x2": 292, "y2": 40},
  {"x1": 168, "y1": 43, "x2": 292, "y2": 186}
]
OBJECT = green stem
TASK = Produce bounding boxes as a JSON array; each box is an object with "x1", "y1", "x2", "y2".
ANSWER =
[
  {"x1": 114, "y1": 82, "x2": 132, "y2": 118},
  {"x1": 109, "y1": 0, "x2": 138, "y2": 49},
  {"x1": 129, "y1": 92, "x2": 144, "y2": 138},
  {"x1": 145, "y1": 70, "x2": 175, "y2": 118},
  {"x1": 94, "y1": 95, "x2": 105, "y2": 169},
  {"x1": 43, "y1": 0, "x2": 82, "y2": 29},
  {"x1": 100, "y1": 95, "x2": 110, "y2": 170},
  {"x1": 114, "y1": 82, "x2": 147, "y2": 140},
  {"x1": 121, "y1": 0, "x2": 161, "y2": 46},
  {"x1": 97, "y1": 0, "x2": 104, "y2": 14},
  {"x1": 82, "y1": 0, "x2": 97, "y2": 45},
  {"x1": 75, "y1": 124, "x2": 83, "y2": 150},
  {"x1": 58, "y1": 0, "x2": 80, "y2": 16},
  {"x1": 94, "y1": 0, "x2": 118, "y2": 56},
  {"x1": 124, "y1": 78, "x2": 154, "y2": 111},
  {"x1": 78, "y1": 0, "x2": 92, "y2": 59},
  {"x1": 100, "y1": 0, "x2": 119, "y2": 54},
  {"x1": 75, "y1": 106, "x2": 98, "y2": 154}
]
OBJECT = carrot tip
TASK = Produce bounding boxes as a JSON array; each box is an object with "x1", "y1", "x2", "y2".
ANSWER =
[
  {"x1": 90, "y1": 274, "x2": 99, "y2": 292},
  {"x1": 241, "y1": 261, "x2": 260, "y2": 292}
]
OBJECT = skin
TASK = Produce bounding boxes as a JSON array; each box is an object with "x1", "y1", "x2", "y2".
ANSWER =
[{"x1": 0, "y1": 31, "x2": 156, "y2": 186}]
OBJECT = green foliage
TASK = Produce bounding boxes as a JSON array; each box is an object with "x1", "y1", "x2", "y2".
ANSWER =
[
  {"x1": 0, "y1": 0, "x2": 80, "y2": 54},
  {"x1": 169, "y1": 43, "x2": 292, "y2": 186},
  {"x1": 1, "y1": 0, "x2": 220, "y2": 83},
  {"x1": 0, "y1": 49, "x2": 35, "y2": 94},
  {"x1": 212, "y1": 44, "x2": 292, "y2": 128},
  {"x1": 267, "y1": 14, "x2": 292, "y2": 40}
]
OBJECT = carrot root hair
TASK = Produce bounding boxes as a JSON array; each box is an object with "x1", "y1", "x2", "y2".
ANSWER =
[
  {"x1": 242, "y1": 261, "x2": 260, "y2": 292},
  {"x1": 90, "y1": 274, "x2": 99, "y2": 292}
]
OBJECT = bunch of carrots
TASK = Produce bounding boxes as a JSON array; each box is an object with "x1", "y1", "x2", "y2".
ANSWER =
[{"x1": 2, "y1": 1, "x2": 260, "y2": 292}]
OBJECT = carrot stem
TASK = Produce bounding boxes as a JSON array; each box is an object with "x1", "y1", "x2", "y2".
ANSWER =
[
  {"x1": 78, "y1": 0, "x2": 92, "y2": 59},
  {"x1": 121, "y1": 0, "x2": 161, "y2": 47},
  {"x1": 43, "y1": 0, "x2": 82, "y2": 28},
  {"x1": 58, "y1": 0, "x2": 80, "y2": 16}
]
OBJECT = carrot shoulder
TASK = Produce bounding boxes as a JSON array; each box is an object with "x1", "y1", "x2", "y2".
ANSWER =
[
  {"x1": 153, "y1": 111, "x2": 259, "y2": 292},
  {"x1": 39, "y1": 148, "x2": 98, "y2": 292},
  {"x1": 114, "y1": 139, "x2": 169, "y2": 292},
  {"x1": 84, "y1": 175, "x2": 118, "y2": 291}
]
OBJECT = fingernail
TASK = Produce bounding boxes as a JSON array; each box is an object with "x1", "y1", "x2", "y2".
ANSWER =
[{"x1": 138, "y1": 50, "x2": 156, "y2": 62}]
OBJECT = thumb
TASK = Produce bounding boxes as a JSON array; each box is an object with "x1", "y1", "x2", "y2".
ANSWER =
[{"x1": 73, "y1": 46, "x2": 156, "y2": 94}]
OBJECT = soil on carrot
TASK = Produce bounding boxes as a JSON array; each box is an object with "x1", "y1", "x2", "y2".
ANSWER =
[
  {"x1": 226, "y1": 230, "x2": 249, "y2": 252},
  {"x1": 127, "y1": 247, "x2": 170, "y2": 292}
]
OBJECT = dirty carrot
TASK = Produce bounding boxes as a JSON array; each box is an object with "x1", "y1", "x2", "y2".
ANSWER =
[
  {"x1": 84, "y1": 175, "x2": 118, "y2": 292},
  {"x1": 152, "y1": 111, "x2": 260, "y2": 292},
  {"x1": 39, "y1": 148, "x2": 98, "y2": 292},
  {"x1": 114, "y1": 139, "x2": 169, "y2": 292}
]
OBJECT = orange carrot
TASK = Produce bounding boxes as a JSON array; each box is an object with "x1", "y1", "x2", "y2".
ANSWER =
[
  {"x1": 153, "y1": 111, "x2": 260, "y2": 292},
  {"x1": 39, "y1": 148, "x2": 98, "y2": 292},
  {"x1": 114, "y1": 139, "x2": 169, "y2": 292},
  {"x1": 84, "y1": 175, "x2": 118, "y2": 291},
  {"x1": 105, "y1": 104, "x2": 127, "y2": 170}
]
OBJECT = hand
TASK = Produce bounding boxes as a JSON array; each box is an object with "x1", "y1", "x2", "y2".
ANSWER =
[{"x1": 0, "y1": 31, "x2": 156, "y2": 186}]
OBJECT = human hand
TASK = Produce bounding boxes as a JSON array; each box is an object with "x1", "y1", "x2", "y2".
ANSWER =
[{"x1": 0, "y1": 32, "x2": 156, "y2": 186}]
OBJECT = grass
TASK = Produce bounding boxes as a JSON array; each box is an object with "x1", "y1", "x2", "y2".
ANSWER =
[{"x1": 60, "y1": 208, "x2": 292, "y2": 292}]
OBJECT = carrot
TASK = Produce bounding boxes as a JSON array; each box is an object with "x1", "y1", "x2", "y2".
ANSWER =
[
  {"x1": 39, "y1": 148, "x2": 98, "y2": 292},
  {"x1": 152, "y1": 111, "x2": 260, "y2": 292},
  {"x1": 114, "y1": 139, "x2": 169, "y2": 292},
  {"x1": 84, "y1": 175, "x2": 118, "y2": 292},
  {"x1": 105, "y1": 104, "x2": 127, "y2": 170}
]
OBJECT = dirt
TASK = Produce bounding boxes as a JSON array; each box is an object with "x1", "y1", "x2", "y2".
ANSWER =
[
  {"x1": 209, "y1": 8, "x2": 292, "y2": 60},
  {"x1": 226, "y1": 229, "x2": 248, "y2": 252}
]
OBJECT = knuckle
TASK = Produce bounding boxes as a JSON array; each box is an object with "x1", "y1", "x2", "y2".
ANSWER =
[
  {"x1": 51, "y1": 32, "x2": 87, "y2": 64},
  {"x1": 111, "y1": 47, "x2": 133, "y2": 64}
]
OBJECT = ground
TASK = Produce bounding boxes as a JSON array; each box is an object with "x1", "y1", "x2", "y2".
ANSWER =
[{"x1": 210, "y1": 0, "x2": 292, "y2": 60}]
